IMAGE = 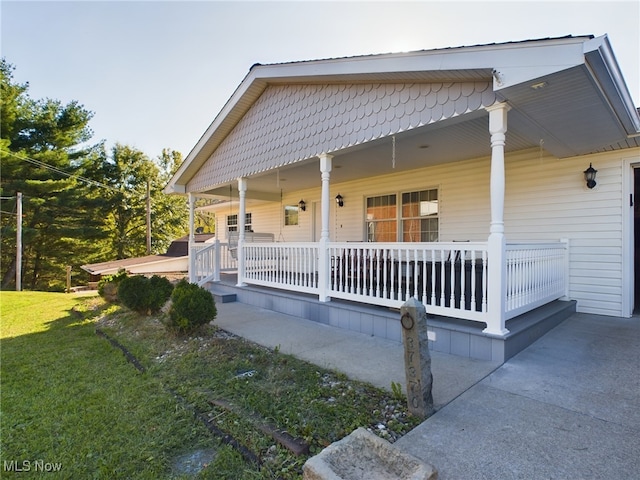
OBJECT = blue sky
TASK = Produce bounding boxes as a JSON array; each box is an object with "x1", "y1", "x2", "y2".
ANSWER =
[{"x1": 1, "y1": 0, "x2": 638, "y2": 160}]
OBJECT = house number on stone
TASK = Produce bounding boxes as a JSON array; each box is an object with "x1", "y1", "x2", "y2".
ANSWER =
[{"x1": 400, "y1": 298, "x2": 434, "y2": 418}]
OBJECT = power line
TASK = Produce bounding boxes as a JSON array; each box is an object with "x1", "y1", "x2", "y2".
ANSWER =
[{"x1": 0, "y1": 148, "x2": 121, "y2": 193}]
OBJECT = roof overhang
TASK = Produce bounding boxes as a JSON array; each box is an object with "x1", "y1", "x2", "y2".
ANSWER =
[{"x1": 166, "y1": 35, "x2": 640, "y2": 195}]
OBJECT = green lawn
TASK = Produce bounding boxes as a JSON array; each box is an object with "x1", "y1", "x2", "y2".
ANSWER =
[
  {"x1": 1, "y1": 291, "x2": 419, "y2": 479},
  {"x1": 0, "y1": 292, "x2": 218, "y2": 479}
]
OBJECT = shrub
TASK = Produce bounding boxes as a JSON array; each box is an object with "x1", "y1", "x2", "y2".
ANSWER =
[
  {"x1": 168, "y1": 279, "x2": 217, "y2": 334},
  {"x1": 118, "y1": 275, "x2": 174, "y2": 315},
  {"x1": 98, "y1": 269, "x2": 128, "y2": 302},
  {"x1": 149, "y1": 275, "x2": 174, "y2": 311}
]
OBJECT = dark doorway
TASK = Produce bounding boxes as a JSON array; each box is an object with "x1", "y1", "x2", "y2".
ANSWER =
[{"x1": 635, "y1": 168, "x2": 640, "y2": 314}]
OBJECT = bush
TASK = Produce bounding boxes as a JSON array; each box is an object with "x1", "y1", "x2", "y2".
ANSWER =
[
  {"x1": 168, "y1": 279, "x2": 217, "y2": 334},
  {"x1": 149, "y1": 275, "x2": 174, "y2": 310},
  {"x1": 118, "y1": 275, "x2": 174, "y2": 315},
  {"x1": 98, "y1": 269, "x2": 128, "y2": 302}
]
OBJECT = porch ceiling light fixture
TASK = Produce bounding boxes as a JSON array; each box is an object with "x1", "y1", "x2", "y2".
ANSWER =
[
  {"x1": 298, "y1": 199, "x2": 306, "y2": 211},
  {"x1": 335, "y1": 194, "x2": 344, "y2": 207},
  {"x1": 584, "y1": 163, "x2": 597, "y2": 189}
]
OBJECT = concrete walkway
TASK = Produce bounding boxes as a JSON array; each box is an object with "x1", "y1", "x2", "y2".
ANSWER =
[
  {"x1": 215, "y1": 302, "x2": 640, "y2": 479},
  {"x1": 395, "y1": 312, "x2": 640, "y2": 479},
  {"x1": 215, "y1": 301, "x2": 500, "y2": 409}
]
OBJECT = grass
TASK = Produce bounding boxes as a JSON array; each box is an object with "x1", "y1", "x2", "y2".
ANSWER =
[
  {"x1": 1, "y1": 291, "x2": 216, "y2": 479},
  {"x1": 1, "y1": 291, "x2": 421, "y2": 479}
]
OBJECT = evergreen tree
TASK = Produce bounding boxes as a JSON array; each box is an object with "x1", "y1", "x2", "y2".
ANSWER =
[
  {"x1": 1, "y1": 59, "x2": 103, "y2": 290},
  {"x1": 1, "y1": 59, "x2": 188, "y2": 290}
]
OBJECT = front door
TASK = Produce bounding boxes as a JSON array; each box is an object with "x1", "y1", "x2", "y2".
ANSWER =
[{"x1": 634, "y1": 168, "x2": 640, "y2": 314}]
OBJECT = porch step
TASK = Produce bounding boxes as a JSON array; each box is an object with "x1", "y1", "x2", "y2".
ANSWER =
[
  {"x1": 207, "y1": 284, "x2": 237, "y2": 304},
  {"x1": 213, "y1": 293, "x2": 237, "y2": 303}
]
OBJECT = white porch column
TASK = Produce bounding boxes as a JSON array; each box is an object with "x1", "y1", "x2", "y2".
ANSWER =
[
  {"x1": 213, "y1": 213, "x2": 221, "y2": 282},
  {"x1": 485, "y1": 102, "x2": 510, "y2": 336},
  {"x1": 318, "y1": 154, "x2": 333, "y2": 302},
  {"x1": 188, "y1": 192, "x2": 196, "y2": 283},
  {"x1": 236, "y1": 178, "x2": 247, "y2": 286}
]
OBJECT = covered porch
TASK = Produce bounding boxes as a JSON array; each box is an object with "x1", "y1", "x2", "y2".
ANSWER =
[
  {"x1": 187, "y1": 101, "x2": 571, "y2": 339},
  {"x1": 166, "y1": 36, "x2": 639, "y2": 348}
]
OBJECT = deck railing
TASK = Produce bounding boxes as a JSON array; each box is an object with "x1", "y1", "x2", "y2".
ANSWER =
[
  {"x1": 190, "y1": 242, "x2": 236, "y2": 286},
  {"x1": 327, "y1": 242, "x2": 489, "y2": 321},
  {"x1": 505, "y1": 241, "x2": 568, "y2": 319},
  {"x1": 243, "y1": 243, "x2": 320, "y2": 294},
  {"x1": 192, "y1": 239, "x2": 568, "y2": 329}
]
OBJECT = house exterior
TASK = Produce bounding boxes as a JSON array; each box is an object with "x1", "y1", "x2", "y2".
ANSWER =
[{"x1": 166, "y1": 35, "x2": 640, "y2": 356}]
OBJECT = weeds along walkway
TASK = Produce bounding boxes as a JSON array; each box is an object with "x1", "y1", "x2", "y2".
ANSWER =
[{"x1": 95, "y1": 327, "x2": 306, "y2": 465}]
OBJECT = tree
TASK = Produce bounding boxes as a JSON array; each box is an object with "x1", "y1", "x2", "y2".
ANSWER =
[
  {"x1": 1, "y1": 59, "x2": 104, "y2": 290},
  {"x1": 1, "y1": 59, "x2": 188, "y2": 290},
  {"x1": 152, "y1": 148, "x2": 189, "y2": 252},
  {"x1": 98, "y1": 145, "x2": 187, "y2": 260}
]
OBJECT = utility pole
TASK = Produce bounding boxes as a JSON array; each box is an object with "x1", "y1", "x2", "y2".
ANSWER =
[
  {"x1": 146, "y1": 180, "x2": 151, "y2": 255},
  {"x1": 16, "y1": 191, "x2": 22, "y2": 291}
]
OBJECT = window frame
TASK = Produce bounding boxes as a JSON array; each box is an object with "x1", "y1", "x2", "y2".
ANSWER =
[
  {"x1": 365, "y1": 188, "x2": 439, "y2": 242},
  {"x1": 227, "y1": 213, "x2": 252, "y2": 233},
  {"x1": 400, "y1": 188, "x2": 439, "y2": 242},
  {"x1": 283, "y1": 205, "x2": 300, "y2": 226},
  {"x1": 365, "y1": 193, "x2": 398, "y2": 242}
]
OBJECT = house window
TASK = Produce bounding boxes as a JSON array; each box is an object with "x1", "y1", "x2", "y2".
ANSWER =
[
  {"x1": 366, "y1": 194, "x2": 397, "y2": 242},
  {"x1": 284, "y1": 205, "x2": 299, "y2": 226},
  {"x1": 227, "y1": 213, "x2": 252, "y2": 232},
  {"x1": 366, "y1": 189, "x2": 438, "y2": 242},
  {"x1": 402, "y1": 189, "x2": 439, "y2": 242}
]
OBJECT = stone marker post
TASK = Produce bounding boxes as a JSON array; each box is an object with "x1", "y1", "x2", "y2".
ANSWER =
[{"x1": 400, "y1": 297, "x2": 434, "y2": 418}]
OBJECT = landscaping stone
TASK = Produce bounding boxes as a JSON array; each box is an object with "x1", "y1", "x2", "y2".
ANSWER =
[
  {"x1": 302, "y1": 427, "x2": 437, "y2": 480},
  {"x1": 172, "y1": 448, "x2": 217, "y2": 476}
]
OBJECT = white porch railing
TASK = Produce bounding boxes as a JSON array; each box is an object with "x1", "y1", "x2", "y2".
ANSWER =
[
  {"x1": 327, "y1": 242, "x2": 489, "y2": 322},
  {"x1": 192, "y1": 239, "x2": 569, "y2": 331},
  {"x1": 190, "y1": 242, "x2": 236, "y2": 286},
  {"x1": 243, "y1": 243, "x2": 320, "y2": 294},
  {"x1": 505, "y1": 241, "x2": 569, "y2": 319}
]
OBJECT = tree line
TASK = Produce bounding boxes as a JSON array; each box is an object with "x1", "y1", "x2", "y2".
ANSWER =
[{"x1": 0, "y1": 59, "x2": 188, "y2": 291}]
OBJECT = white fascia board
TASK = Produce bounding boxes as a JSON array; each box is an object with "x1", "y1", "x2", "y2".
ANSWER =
[
  {"x1": 252, "y1": 37, "x2": 589, "y2": 82},
  {"x1": 489, "y1": 41, "x2": 587, "y2": 90},
  {"x1": 583, "y1": 35, "x2": 640, "y2": 135},
  {"x1": 168, "y1": 69, "x2": 266, "y2": 191},
  {"x1": 164, "y1": 183, "x2": 185, "y2": 195}
]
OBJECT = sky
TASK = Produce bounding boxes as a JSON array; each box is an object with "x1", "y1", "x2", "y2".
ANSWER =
[{"x1": 1, "y1": 0, "x2": 639, "y2": 160}]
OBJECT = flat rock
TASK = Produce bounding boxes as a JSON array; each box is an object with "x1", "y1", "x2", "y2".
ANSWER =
[{"x1": 303, "y1": 427, "x2": 437, "y2": 480}]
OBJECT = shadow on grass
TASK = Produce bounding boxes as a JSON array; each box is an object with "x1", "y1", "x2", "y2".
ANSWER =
[{"x1": 0, "y1": 298, "x2": 215, "y2": 479}]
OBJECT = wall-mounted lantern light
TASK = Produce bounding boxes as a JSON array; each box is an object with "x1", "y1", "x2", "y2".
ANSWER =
[
  {"x1": 298, "y1": 199, "x2": 306, "y2": 211},
  {"x1": 584, "y1": 163, "x2": 597, "y2": 189},
  {"x1": 335, "y1": 194, "x2": 344, "y2": 207}
]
